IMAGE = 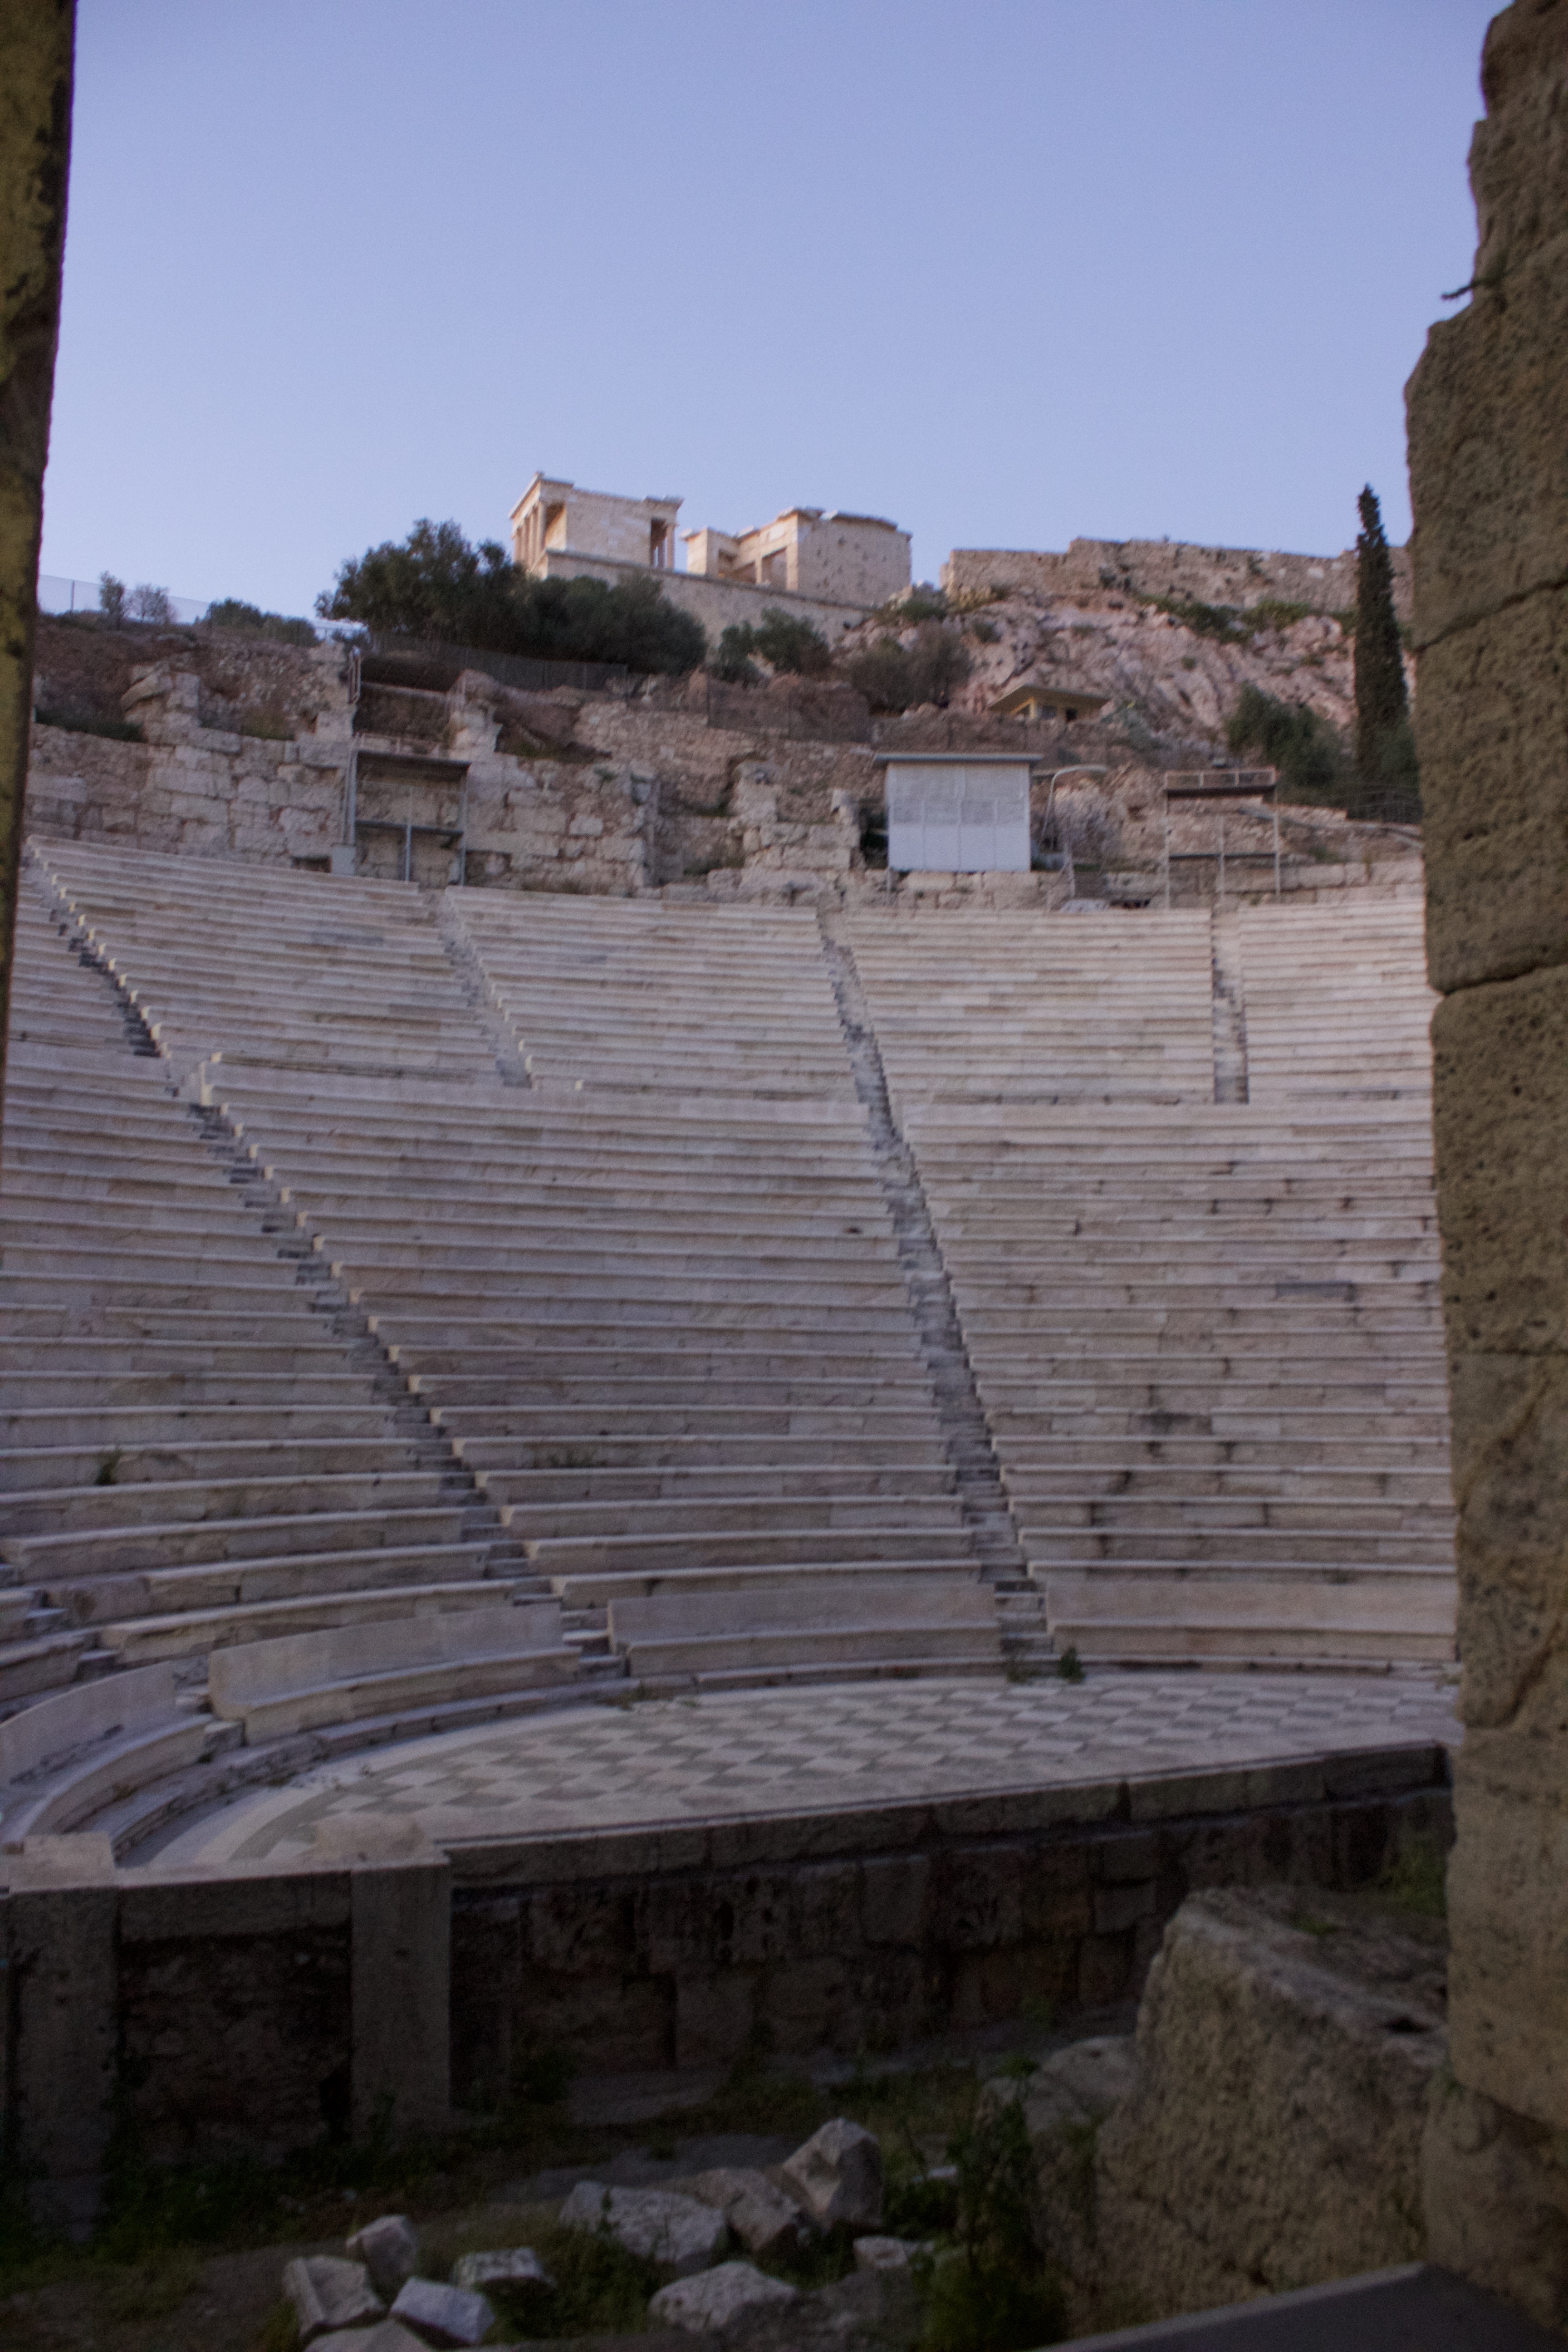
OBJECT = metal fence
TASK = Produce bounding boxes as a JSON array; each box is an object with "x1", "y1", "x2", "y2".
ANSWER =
[
  {"x1": 37, "y1": 572, "x2": 354, "y2": 640},
  {"x1": 363, "y1": 634, "x2": 630, "y2": 696}
]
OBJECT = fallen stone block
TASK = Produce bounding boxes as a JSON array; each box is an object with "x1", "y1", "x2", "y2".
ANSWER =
[
  {"x1": 853, "y1": 2235, "x2": 922, "y2": 2271},
  {"x1": 282, "y1": 2255, "x2": 384, "y2": 2342},
  {"x1": 559, "y1": 2180, "x2": 730, "y2": 2276},
  {"x1": 388, "y1": 2275, "x2": 494, "y2": 2347},
  {"x1": 346, "y1": 2215, "x2": 420, "y2": 2300},
  {"x1": 782, "y1": 2117, "x2": 884, "y2": 2231},
  {"x1": 649, "y1": 2259, "x2": 799, "y2": 2334},
  {"x1": 450, "y1": 2246, "x2": 553, "y2": 2293},
  {"x1": 313, "y1": 2325, "x2": 428, "y2": 2352},
  {"x1": 684, "y1": 2166, "x2": 813, "y2": 2259}
]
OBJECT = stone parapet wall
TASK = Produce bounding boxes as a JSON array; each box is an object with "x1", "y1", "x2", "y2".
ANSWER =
[
  {"x1": 535, "y1": 549, "x2": 873, "y2": 645},
  {"x1": 0, "y1": 1750, "x2": 1449, "y2": 2202},
  {"x1": 944, "y1": 535, "x2": 1413, "y2": 622}
]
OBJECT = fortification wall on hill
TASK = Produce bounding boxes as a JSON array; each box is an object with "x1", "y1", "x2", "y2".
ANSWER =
[{"x1": 944, "y1": 534, "x2": 1413, "y2": 621}]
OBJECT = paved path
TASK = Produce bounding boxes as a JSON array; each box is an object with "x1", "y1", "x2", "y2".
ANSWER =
[{"x1": 150, "y1": 1670, "x2": 1459, "y2": 1869}]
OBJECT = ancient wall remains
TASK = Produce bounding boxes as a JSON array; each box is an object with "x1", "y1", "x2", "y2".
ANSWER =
[
  {"x1": 0, "y1": 1752, "x2": 1448, "y2": 2197},
  {"x1": 944, "y1": 534, "x2": 1413, "y2": 622},
  {"x1": 1407, "y1": 0, "x2": 1568, "y2": 2328}
]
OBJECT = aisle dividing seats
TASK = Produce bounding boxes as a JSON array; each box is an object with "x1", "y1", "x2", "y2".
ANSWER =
[
  {"x1": 0, "y1": 887, "x2": 535, "y2": 1739},
  {"x1": 30, "y1": 844, "x2": 998, "y2": 1697},
  {"x1": 454, "y1": 893, "x2": 860, "y2": 1103}
]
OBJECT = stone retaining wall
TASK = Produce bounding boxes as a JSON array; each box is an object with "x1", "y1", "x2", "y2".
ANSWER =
[
  {"x1": 0, "y1": 1749, "x2": 1450, "y2": 2208},
  {"x1": 944, "y1": 535, "x2": 1413, "y2": 621}
]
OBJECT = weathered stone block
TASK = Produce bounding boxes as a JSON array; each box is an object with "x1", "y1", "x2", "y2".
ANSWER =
[
  {"x1": 1466, "y1": 2, "x2": 1568, "y2": 289},
  {"x1": 1422, "y1": 2072, "x2": 1568, "y2": 2332},
  {"x1": 1446, "y1": 1745, "x2": 1568, "y2": 2130},
  {"x1": 1419, "y1": 594, "x2": 1568, "y2": 991},
  {"x1": 1446, "y1": 1351, "x2": 1568, "y2": 1730},
  {"x1": 793, "y1": 1862, "x2": 861, "y2": 1955},
  {"x1": 782, "y1": 2117, "x2": 883, "y2": 2230},
  {"x1": 933, "y1": 1845, "x2": 1024, "y2": 1950},
  {"x1": 675, "y1": 1967, "x2": 755, "y2": 2070},
  {"x1": 649, "y1": 2260, "x2": 797, "y2": 2333},
  {"x1": 1092, "y1": 1889, "x2": 1444, "y2": 2317},
  {"x1": 1406, "y1": 237, "x2": 1568, "y2": 651},
  {"x1": 1431, "y1": 968, "x2": 1568, "y2": 1346},
  {"x1": 859, "y1": 1853, "x2": 928, "y2": 1945}
]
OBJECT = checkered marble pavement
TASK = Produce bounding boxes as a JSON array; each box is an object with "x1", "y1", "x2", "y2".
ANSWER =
[{"x1": 150, "y1": 1670, "x2": 1459, "y2": 1870}]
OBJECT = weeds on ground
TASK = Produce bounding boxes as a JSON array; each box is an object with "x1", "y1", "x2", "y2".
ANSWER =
[
  {"x1": 488, "y1": 2217, "x2": 662, "y2": 2338},
  {"x1": 911, "y1": 2082, "x2": 1068, "y2": 2350},
  {"x1": 1379, "y1": 1832, "x2": 1448, "y2": 1920}
]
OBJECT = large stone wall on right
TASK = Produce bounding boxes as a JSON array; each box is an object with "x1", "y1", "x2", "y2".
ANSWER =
[{"x1": 1408, "y1": 0, "x2": 1568, "y2": 2324}]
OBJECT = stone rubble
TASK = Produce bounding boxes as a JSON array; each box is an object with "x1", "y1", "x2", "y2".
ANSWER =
[
  {"x1": 281, "y1": 2254, "x2": 385, "y2": 2342},
  {"x1": 450, "y1": 2245, "x2": 553, "y2": 2293},
  {"x1": 346, "y1": 2214, "x2": 421, "y2": 2301},
  {"x1": 648, "y1": 2258, "x2": 800, "y2": 2334},
  {"x1": 559, "y1": 2179, "x2": 732, "y2": 2276},
  {"x1": 853, "y1": 2235, "x2": 923, "y2": 2271},
  {"x1": 313, "y1": 2326, "x2": 428, "y2": 2352},
  {"x1": 684, "y1": 2165, "x2": 816, "y2": 2259},
  {"x1": 782, "y1": 2117, "x2": 885, "y2": 2231},
  {"x1": 388, "y1": 2274, "x2": 495, "y2": 2347}
]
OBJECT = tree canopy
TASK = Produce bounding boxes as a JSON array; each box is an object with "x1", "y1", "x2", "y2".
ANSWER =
[
  {"x1": 1352, "y1": 486, "x2": 1410, "y2": 779},
  {"x1": 317, "y1": 520, "x2": 706, "y2": 674}
]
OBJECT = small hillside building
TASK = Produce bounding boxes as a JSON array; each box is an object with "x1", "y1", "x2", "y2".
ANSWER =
[
  {"x1": 685, "y1": 509, "x2": 910, "y2": 607},
  {"x1": 879, "y1": 753, "x2": 1038, "y2": 874},
  {"x1": 511, "y1": 476, "x2": 682, "y2": 577},
  {"x1": 991, "y1": 671, "x2": 1110, "y2": 726}
]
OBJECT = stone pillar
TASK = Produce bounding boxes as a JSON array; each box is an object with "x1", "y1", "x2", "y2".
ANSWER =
[
  {"x1": 0, "y1": 0, "x2": 74, "y2": 1156},
  {"x1": 314, "y1": 1818, "x2": 451, "y2": 2141},
  {"x1": 4, "y1": 1834, "x2": 118, "y2": 2236},
  {"x1": 1406, "y1": 2, "x2": 1568, "y2": 2326}
]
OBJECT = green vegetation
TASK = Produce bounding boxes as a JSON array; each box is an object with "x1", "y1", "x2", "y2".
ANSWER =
[
  {"x1": 492, "y1": 2216, "x2": 662, "y2": 2338},
  {"x1": 205, "y1": 597, "x2": 317, "y2": 646},
  {"x1": 1353, "y1": 486, "x2": 1411, "y2": 784},
  {"x1": 709, "y1": 607, "x2": 833, "y2": 681},
  {"x1": 1240, "y1": 598, "x2": 1313, "y2": 634},
  {"x1": 318, "y1": 519, "x2": 706, "y2": 675},
  {"x1": 1149, "y1": 593, "x2": 1248, "y2": 643},
  {"x1": 913, "y1": 2084, "x2": 1067, "y2": 2351},
  {"x1": 1225, "y1": 682, "x2": 1350, "y2": 802},
  {"x1": 1380, "y1": 1832, "x2": 1449, "y2": 1919},
  {"x1": 33, "y1": 706, "x2": 143, "y2": 742},
  {"x1": 842, "y1": 622, "x2": 972, "y2": 712},
  {"x1": 1056, "y1": 1647, "x2": 1084, "y2": 1684}
]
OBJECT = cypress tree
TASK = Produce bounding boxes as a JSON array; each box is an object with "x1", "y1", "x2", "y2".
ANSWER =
[{"x1": 1352, "y1": 485, "x2": 1408, "y2": 779}]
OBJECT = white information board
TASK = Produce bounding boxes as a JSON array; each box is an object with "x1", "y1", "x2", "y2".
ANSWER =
[{"x1": 884, "y1": 761, "x2": 1032, "y2": 873}]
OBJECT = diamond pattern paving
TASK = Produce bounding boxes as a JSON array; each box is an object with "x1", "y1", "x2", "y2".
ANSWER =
[{"x1": 154, "y1": 1670, "x2": 1459, "y2": 1868}]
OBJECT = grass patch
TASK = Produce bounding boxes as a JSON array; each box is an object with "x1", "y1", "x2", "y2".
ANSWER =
[
  {"x1": 1380, "y1": 1833, "x2": 1448, "y2": 1919},
  {"x1": 34, "y1": 706, "x2": 143, "y2": 742},
  {"x1": 99, "y1": 2248, "x2": 203, "y2": 2323},
  {"x1": 487, "y1": 2217, "x2": 662, "y2": 2338}
]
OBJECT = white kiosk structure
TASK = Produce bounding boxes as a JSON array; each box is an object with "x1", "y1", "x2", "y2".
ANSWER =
[{"x1": 878, "y1": 754, "x2": 1038, "y2": 873}]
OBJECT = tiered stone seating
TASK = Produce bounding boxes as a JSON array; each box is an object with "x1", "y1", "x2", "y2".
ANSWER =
[
  {"x1": 29, "y1": 847, "x2": 999, "y2": 1696},
  {"x1": 0, "y1": 877, "x2": 566, "y2": 1746},
  {"x1": 848, "y1": 902, "x2": 1455, "y2": 1667},
  {"x1": 1236, "y1": 897, "x2": 1436, "y2": 1102},
  {"x1": 454, "y1": 895, "x2": 859, "y2": 1101},
  {"x1": 840, "y1": 907, "x2": 1215, "y2": 1113}
]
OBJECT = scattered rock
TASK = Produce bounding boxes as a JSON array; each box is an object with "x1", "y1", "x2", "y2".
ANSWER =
[
  {"x1": 685, "y1": 2166, "x2": 814, "y2": 2259},
  {"x1": 450, "y1": 2246, "x2": 553, "y2": 2293},
  {"x1": 782, "y1": 2117, "x2": 884, "y2": 2232},
  {"x1": 649, "y1": 2259, "x2": 799, "y2": 2334},
  {"x1": 852, "y1": 2236, "x2": 921, "y2": 2272},
  {"x1": 345, "y1": 2215, "x2": 420, "y2": 2301},
  {"x1": 314, "y1": 2326, "x2": 428, "y2": 2352},
  {"x1": 388, "y1": 2275, "x2": 495, "y2": 2347},
  {"x1": 282, "y1": 2255, "x2": 384, "y2": 2342},
  {"x1": 982, "y1": 2035, "x2": 1138, "y2": 2149},
  {"x1": 559, "y1": 2180, "x2": 731, "y2": 2276}
]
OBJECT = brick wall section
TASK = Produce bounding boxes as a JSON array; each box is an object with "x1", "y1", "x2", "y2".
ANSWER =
[{"x1": 1406, "y1": 1, "x2": 1568, "y2": 2324}]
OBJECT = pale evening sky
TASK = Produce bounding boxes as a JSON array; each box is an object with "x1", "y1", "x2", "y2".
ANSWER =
[{"x1": 41, "y1": 1, "x2": 1497, "y2": 618}]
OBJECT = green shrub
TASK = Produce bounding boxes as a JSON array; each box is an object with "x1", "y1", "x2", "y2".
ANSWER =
[
  {"x1": 318, "y1": 519, "x2": 706, "y2": 675},
  {"x1": 206, "y1": 597, "x2": 317, "y2": 647},
  {"x1": 1240, "y1": 598, "x2": 1313, "y2": 634},
  {"x1": 966, "y1": 616, "x2": 1000, "y2": 643},
  {"x1": 1151, "y1": 594, "x2": 1247, "y2": 643},
  {"x1": 34, "y1": 706, "x2": 143, "y2": 742},
  {"x1": 1226, "y1": 682, "x2": 1350, "y2": 802},
  {"x1": 710, "y1": 624, "x2": 761, "y2": 684},
  {"x1": 751, "y1": 608, "x2": 833, "y2": 675},
  {"x1": 914, "y1": 2092, "x2": 1067, "y2": 2351},
  {"x1": 843, "y1": 634, "x2": 913, "y2": 712},
  {"x1": 490, "y1": 2217, "x2": 662, "y2": 2339}
]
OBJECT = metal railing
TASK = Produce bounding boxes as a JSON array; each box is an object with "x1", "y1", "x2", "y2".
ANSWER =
[{"x1": 1162, "y1": 770, "x2": 1280, "y2": 905}]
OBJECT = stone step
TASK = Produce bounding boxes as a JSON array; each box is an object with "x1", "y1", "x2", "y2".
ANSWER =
[
  {"x1": 0, "y1": 1435, "x2": 432, "y2": 1493},
  {"x1": 476, "y1": 1462, "x2": 956, "y2": 1505},
  {"x1": 0, "y1": 1466, "x2": 456, "y2": 1536},
  {"x1": 503, "y1": 1492, "x2": 968, "y2": 1539},
  {"x1": 525, "y1": 1527, "x2": 978, "y2": 1575},
  {"x1": 46, "y1": 1539, "x2": 496, "y2": 1624},
  {"x1": 5, "y1": 1502, "x2": 473, "y2": 1579},
  {"x1": 98, "y1": 1577, "x2": 514, "y2": 1666}
]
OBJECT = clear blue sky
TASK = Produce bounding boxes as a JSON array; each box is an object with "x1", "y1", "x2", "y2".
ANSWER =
[{"x1": 41, "y1": 0, "x2": 1497, "y2": 616}]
